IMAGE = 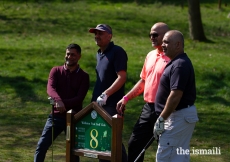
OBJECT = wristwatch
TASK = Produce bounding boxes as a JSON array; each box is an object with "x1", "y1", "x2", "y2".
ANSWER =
[{"x1": 159, "y1": 116, "x2": 165, "y2": 122}]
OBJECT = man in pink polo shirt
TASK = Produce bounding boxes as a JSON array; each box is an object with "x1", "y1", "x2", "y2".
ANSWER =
[{"x1": 116, "y1": 22, "x2": 170, "y2": 162}]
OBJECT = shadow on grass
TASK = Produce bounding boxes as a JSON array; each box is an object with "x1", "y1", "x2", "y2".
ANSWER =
[
  {"x1": 203, "y1": 38, "x2": 215, "y2": 44},
  {"x1": 0, "y1": 75, "x2": 47, "y2": 103},
  {"x1": 196, "y1": 70, "x2": 230, "y2": 106}
]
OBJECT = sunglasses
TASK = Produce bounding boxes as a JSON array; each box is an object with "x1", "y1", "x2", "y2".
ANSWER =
[{"x1": 149, "y1": 33, "x2": 159, "y2": 38}]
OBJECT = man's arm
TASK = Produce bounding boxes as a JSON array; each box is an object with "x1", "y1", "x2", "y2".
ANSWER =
[
  {"x1": 160, "y1": 89, "x2": 183, "y2": 120},
  {"x1": 47, "y1": 67, "x2": 66, "y2": 113},
  {"x1": 124, "y1": 79, "x2": 145, "y2": 100},
  {"x1": 97, "y1": 70, "x2": 126, "y2": 107},
  {"x1": 104, "y1": 70, "x2": 127, "y2": 96},
  {"x1": 153, "y1": 89, "x2": 183, "y2": 139},
  {"x1": 116, "y1": 79, "x2": 145, "y2": 114},
  {"x1": 47, "y1": 67, "x2": 61, "y2": 101}
]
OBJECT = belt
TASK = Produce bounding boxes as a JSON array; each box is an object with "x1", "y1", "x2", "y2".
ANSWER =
[
  {"x1": 175, "y1": 105, "x2": 192, "y2": 111},
  {"x1": 147, "y1": 102, "x2": 154, "y2": 105}
]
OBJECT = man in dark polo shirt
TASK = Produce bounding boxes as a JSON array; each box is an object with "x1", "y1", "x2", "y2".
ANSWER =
[
  {"x1": 153, "y1": 30, "x2": 199, "y2": 162},
  {"x1": 34, "y1": 43, "x2": 90, "y2": 162},
  {"x1": 89, "y1": 24, "x2": 128, "y2": 162}
]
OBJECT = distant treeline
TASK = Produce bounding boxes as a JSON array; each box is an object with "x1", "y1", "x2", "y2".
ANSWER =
[{"x1": 5, "y1": 0, "x2": 223, "y2": 5}]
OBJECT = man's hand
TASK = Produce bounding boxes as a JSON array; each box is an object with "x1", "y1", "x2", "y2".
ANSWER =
[
  {"x1": 55, "y1": 100, "x2": 66, "y2": 113},
  {"x1": 116, "y1": 98, "x2": 127, "y2": 116},
  {"x1": 153, "y1": 116, "x2": 165, "y2": 140},
  {"x1": 48, "y1": 97, "x2": 55, "y2": 105},
  {"x1": 96, "y1": 93, "x2": 108, "y2": 106}
]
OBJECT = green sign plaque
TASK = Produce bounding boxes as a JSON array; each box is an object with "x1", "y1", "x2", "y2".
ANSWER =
[{"x1": 75, "y1": 110, "x2": 112, "y2": 152}]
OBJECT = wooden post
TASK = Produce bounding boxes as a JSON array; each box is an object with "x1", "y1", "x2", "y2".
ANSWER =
[
  {"x1": 111, "y1": 114, "x2": 123, "y2": 162},
  {"x1": 66, "y1": 110, "x2": 76, "y2": 162}
]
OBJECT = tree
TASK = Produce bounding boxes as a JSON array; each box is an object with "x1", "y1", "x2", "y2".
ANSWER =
[
  {"x1": 187, "y1": 0, "x2": 206, "y2": 41},
  {"x1": 218, "y1": 0, "x2": 222, "y2": 10}
]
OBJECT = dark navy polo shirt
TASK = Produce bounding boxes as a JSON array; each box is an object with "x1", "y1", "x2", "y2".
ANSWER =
[
  {"x1": 92, "y1": 42, "x2": 128, "y2": 107},
  {"x1": 155, "y1": 53, "x2": 196, "y2": 115}
]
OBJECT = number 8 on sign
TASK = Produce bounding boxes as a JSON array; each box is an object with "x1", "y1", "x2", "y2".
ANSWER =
[{"x1": 90, "y1": 129, "x2": 98, "y2": 148}]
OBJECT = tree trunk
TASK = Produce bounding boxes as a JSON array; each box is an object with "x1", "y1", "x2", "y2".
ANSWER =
[
  {"x1": 218, "y1": 0, "x2": 222, "y2": 9},
  {"x1": 187, "y1": 0, "x2": 206, "y2": 41}
]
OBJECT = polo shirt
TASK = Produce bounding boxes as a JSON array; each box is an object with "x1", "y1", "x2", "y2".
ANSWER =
[
  {"x1": 47, "y1": 64, "x2": 90, "y2": 118},
  {"x1": 140, "y1": 49, "x2": 170, "y2": 103},
  {"x1": 155, "y1": 53, "x2": 196, "y2": 115},
  {"x1": 92, "y1": 42, "x2": 128, "y2": 107}
]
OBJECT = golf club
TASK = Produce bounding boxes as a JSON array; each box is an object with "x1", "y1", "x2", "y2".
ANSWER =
[
  {"x1": 134, "y1": 135, "x2": 155, "y2": 162},
  {"x1": 48, "y1": 97, "x2": 55, "y2": 162}
]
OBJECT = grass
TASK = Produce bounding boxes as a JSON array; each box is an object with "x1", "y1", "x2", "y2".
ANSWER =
[{"x1": 0, "y1": 0, "x2": 230, "y2": 162}]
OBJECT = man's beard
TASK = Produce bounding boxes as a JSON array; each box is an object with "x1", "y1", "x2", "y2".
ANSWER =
[{"x1": 66, "y1": 59, "x2": 77, "y2": 67}]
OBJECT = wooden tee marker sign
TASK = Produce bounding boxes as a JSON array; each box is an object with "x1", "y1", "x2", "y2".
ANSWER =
[{"x1": 66, "y1": 102, "x2": 123, "y2": 162}]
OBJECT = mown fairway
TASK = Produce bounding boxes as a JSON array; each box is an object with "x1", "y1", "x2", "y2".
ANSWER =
[{"x1": 0, "y1": 0, "x2": 229, "y2": 162}]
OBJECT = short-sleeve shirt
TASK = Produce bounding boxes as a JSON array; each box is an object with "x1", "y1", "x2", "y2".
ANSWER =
[
  {"x1": 155, "y1": 53, "x2": 196, "y2": 115},
  {"x1": 140, "y1": 49, "x2": 170, "y2": 103},
  {"x1": 92, "y1": 42, "x2": 128, "y2": 107}
]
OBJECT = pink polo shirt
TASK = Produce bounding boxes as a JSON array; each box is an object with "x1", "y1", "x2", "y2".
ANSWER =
[{"x1": 140, "y1": 49, "x2": 170, "y2": 103}]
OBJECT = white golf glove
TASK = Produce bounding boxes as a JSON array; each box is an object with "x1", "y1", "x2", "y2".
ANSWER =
[
  {"x1": 96, "y1": 93, "x2": 108, "y2": 106},
  {"x1": 48, "y1": 97, "x2": 55, "y2": 105},
  {"x1": 153, "y1": 116, "x2": 165, "y2": 140}
]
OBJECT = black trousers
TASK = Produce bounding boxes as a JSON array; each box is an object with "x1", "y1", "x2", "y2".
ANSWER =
[{"x1": 128, "y1": 103, "x2": 158, "y2": 162}]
